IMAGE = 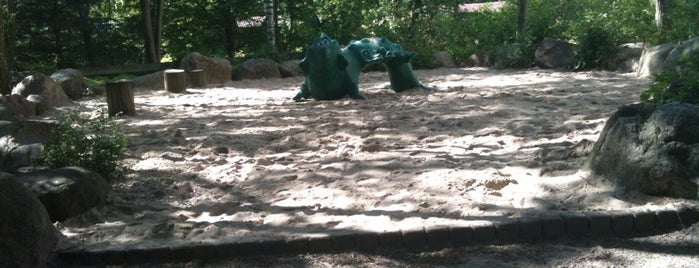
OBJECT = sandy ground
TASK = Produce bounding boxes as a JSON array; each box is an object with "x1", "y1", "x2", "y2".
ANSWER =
[{"x1": 54, "y1": 68, "x2": 698, "y2": 265}]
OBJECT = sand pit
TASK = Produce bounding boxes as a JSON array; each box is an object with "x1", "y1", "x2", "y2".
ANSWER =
[{"x1": 56, "y1": 67, "x2": 696, "y2": 251}]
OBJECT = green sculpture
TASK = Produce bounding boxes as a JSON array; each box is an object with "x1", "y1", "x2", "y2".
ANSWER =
[
  {"x1": 374, "y1": 37, "x2": 435, "y2": 93},
  {"x1": 293, "y1": 34, "x2": 433, "y2": 101}
]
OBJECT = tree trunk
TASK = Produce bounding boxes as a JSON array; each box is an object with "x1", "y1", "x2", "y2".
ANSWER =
[
  {"x1": 0, "y1": 0, "x2": 10, "y2": 94},
  {"x1": 264, "y1": 0, "x2": 275, "y2": 47},
  {"x1": 651, "y1": 0, "x2": 673, "y2": 32},
  {"x1": 222, "y1": 4, "x2": 238, "y2": 59},
  {"x1": 106, "y1": 80, "x2": 136, "y2": 116},
  {"x1": 6, "y1": 0, "x2": 15, "y2": 78},
  {"x1": 52, "y1": 0, "x2": 65, "y2": 68},
  {"x1": 517, "y1": 0, "x2": 528, "y2": 38},
  {"x1": 154, "y1": 0, "x2": 163, "y2": 60},
  {"x1": 78, "y1": 2, "x2": 96, "y2": 67},
  {"x1": 140, "y1": 0, "x2": 158, "y2": 63}
]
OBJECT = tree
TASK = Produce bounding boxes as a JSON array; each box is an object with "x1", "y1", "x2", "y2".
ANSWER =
[
  {"x1": 140, "y1": 0, "x2": 158, "y2": 63},
  {"x1": 264, "y1": 0, "x2": 275, "y2": 47},
  {"x1": 651, "y1": 0, "x2": 673, "y2": 32},
  {"x1": 140, "y1": 0, "x2": 163, "y2": 63},
  {"x1": 0, "y1": 0, "x2": 11, "y2": 94},
  {"x1": 77, "y1": 1, "x2": 96, "y2": 67},
  {"x1": 517, "y1": 0, "x2": 528, "y2": 38}
]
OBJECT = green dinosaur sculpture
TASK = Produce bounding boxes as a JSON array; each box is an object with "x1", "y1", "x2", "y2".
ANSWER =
[
  {"x1": 374, "y1": 37, "x2": 435, "y2": 92},
  {"x1": 293, "y1": 34, "x2": 369, "y2": 101},
  {"x1": 293, "y1": 34, "x2": 433, "y2": 101}
]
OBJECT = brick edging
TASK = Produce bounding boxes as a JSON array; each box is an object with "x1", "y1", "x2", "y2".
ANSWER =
[{"x1": 56, "y1": 206, "x2": 699, "y2": 265}]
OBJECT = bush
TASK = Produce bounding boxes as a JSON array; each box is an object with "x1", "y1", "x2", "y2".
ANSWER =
[
  {"x1": 574, "y1": 25, "x2": 619, "y2": 70},
  {"x1": 494, "y1": 37, "x2": 536, "y2": 69},
  {"x1": 41, "y1": 112, "x2": 128, "y2": 181},
  {"x1": 640, "y1": 55, "x2": 699, "y2": 105}
]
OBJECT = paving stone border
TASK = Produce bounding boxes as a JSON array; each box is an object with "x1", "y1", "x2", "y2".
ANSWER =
[{"x1": 56, "y1": 206, "x2": 699, "y2": 265}]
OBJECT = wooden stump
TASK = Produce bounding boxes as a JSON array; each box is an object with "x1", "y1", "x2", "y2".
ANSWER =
[
  {"x1": 164, "y1": 69, "x2": 187, "y2": 93},
  {"x1": 187, "y1": 69, "x2": 207, "y2": 88},
  {"x1": 106, "y1": 80, "x2": 136, "y2": 116}
]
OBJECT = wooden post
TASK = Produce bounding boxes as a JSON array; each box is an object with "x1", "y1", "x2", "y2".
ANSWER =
[
  {"x1": 187, "y1": 69, "x2": 207, "y2": 88},
  {"x1": 164, "y1": 69, "x2": 186, "y2": 93},
  {"x1": 106, "y1": 80, "x2": 136, "y2": 116}
]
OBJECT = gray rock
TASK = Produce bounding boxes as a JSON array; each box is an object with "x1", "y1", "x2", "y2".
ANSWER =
[
  {"x1": 279, "y1": 60, "x2": 304, "y2": 77},
  {"x1": 180, "y1": 52, "x2": 232, "y2": 84},
  {"x1": 462, "y1": 50, "x2": 492, "y2": 67},
  {"x1": 3, "y1": 143, "x2": 43, "y2": 172},
  {"x1": 2, "y1": 94, "x2": 37, "y2": 118},
  {"x1": 235, "y1": 58, "x2": 281, "y2": 80},
  {"x1": 0, "y1": 100, "x2": 19, "y2": 122},
  {"x1": 14, "y1": 119, "x2": 54, "y2": 145},
  {"x1": 664, "y1": 37, "x2": 699, "y2": 74},
  {"x1": 0, "y1": 172, "x2": 59, "y2": 267},
  {"x1": 614, "y1": 43, "x2": 645, "y2": 73},
  {"x1": 131, "y1": 70, "x2": 164, "y2": 90},
  {"x1": 11, "y1": 73, "x2": 72, "y2": 115},
  {"x1": 636, "y1": 43, "x2": 676, "y2": 77},
  {"x1": 586, "y1": 102, "x2": 699, "y2": 199},
  {"x1": 433, "y1": 51, "x2": 455, "y2": 68},
  {"x1": 535, "y1": 37, "x2": 576, "y2": 70},
  {"x1": 0, "y1": 120, "x2": 18, "y2": 138},
  {"x1": 51, "y1": 68, "x2": 86, "y2": 100},
  {"x1": 19, "y1": 166, "x2": 110, "y2": 222}
]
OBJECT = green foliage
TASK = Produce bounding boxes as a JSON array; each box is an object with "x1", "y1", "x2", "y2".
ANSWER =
[
  {"x1": 574, "y1": 25, "x2": 619, "y2": 70},
  {"x1": 41, "y1": 112, "x2": 128, "y2": 181},
  {"x1": 641, "y1": 55, "x2": 699, "y2": 105},
  {"x1": 661, "y1": 0, "x2": 699, "y2": 43},
  {"x1": 4, "y1": 0, "x2": 698, "y2": 76},
  {"x1": 494, "y1": 37, "x2": 536, "y2": 69}
]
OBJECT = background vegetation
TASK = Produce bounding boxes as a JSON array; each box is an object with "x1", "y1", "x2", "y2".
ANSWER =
[{"x1": 0, "y1": 0, "x2": 696, "y2": 86}]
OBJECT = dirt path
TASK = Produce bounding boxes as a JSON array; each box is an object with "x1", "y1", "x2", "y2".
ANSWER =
[{"x1": 53, "y1": 68, "x2": 698, "y2": 266}]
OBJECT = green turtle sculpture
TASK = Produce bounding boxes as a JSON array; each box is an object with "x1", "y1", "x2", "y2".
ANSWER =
[{"x1": 293, "y1": 34, "x2": 433, "y2": 101}]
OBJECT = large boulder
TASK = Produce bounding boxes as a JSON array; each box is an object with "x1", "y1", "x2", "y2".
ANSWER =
[
  {"x1": 180, "y1": 52, "x2": 232, "y2": 84},
  {"x1": 0, "y1": 120, "x2": 54, "y2": 173},
  {"x1": 279, "y1": 60, "x2": 304, "y2": 77},
  {"x1": 0, "y1": 172, "x2": 60, "y2": 267},
  {"x1": 50, "y1": 68, "x2": 86, "y2": 100},
  {"x1": 636, "y1": 42, "x2": 676, "y2": 77},
  {"x1": 613, "y1": 42, "x2": 645, "y2": 73},
  {"x1": 664, "y1": 37, "x2": 699, "y2": 73},
  {"x1": 2, "y1": 94, "x2": 37, "y2": 118},
  {"x1": 433, "y1": 51, "x2": 456, "y2": 68},
  {"x1": 234, "y1": 58, "x2": 282, "y2": 80},
  {"x1": 535, "y1": 37, "x2": 576, "y2": 70},
  {"x1": 0, "y1": 100, "x2": 20, "y2": 137},
  {"x1": 19, "y1": 166, "x2": 110, "y2": 222},
  {"x1": 586, "y1": 102, "x2": 699, "y2": 199},
  {"x1": 462, "y1": 50, "x2": 492, "y2": 67},
  {"x1": 2, "y1": 143, "x2": 43, "y2": 172},
  {"x1": 131, "y1": 70, "x2": 164, "y2": 90},
  {"x1": 11, "y1": 73, "x2": 72, "y2": 115}
]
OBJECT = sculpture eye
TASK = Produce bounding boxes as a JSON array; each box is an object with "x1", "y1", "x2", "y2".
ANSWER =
[{"x1": 321, "y1": 39, "x2": 330, "y2": 46}]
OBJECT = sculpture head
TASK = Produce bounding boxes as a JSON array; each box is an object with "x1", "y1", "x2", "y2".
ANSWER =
[
  {"x1": 346, "y1": 38, "x2": 383, "y2": 64},
  {"x1": 374, "y1": 37, "x2": 416, "y2": 64},
  {"x1": 300, "y1": 33, "x2": 348, "y2": 72}
]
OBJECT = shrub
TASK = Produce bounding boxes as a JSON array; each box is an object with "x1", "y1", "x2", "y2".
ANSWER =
[
  {"x1": 574, "y1": 25, "x2": 619, "y2": 70},
  {"x1": 41, "y1": 112, "x2": 128, "y2": 181},
  {"x1": 494, "y1": 37, "x2": 536, "y2": 69},
  {"x1": 640, "y1": 55, "x2": 699, "y2": 105}
]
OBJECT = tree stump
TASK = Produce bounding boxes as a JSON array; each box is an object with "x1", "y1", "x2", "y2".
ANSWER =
[
  {"x1": 106, "y1": 80, "x2": 136, "y2": 116},
  {"x1": 164, "y1": 69, "x2": 186, "y2": 93},
  {"x1": 187, "y1": 69, "x2": 207, "y2": 88}
]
